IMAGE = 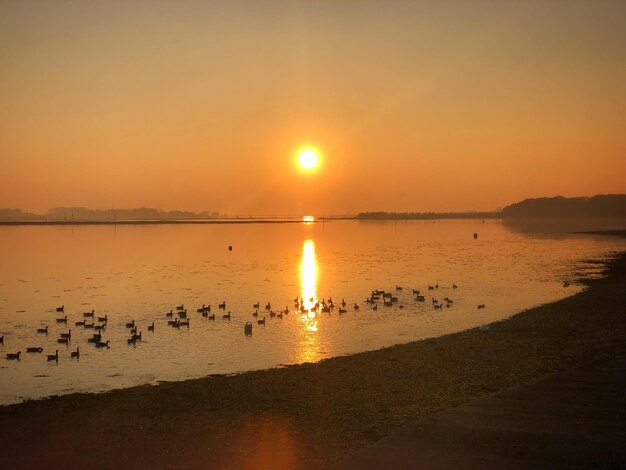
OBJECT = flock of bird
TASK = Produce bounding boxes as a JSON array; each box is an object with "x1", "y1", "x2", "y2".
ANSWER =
[{"x1": 3, "y1": 282, "x2": 478, "y2": 363}]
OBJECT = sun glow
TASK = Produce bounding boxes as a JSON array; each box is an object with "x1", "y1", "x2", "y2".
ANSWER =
[
  {"x1": 297, "y1": 149, "x2": 319, "y2": 171},
  {"x1": 298, "y1": 239, "x2": 320, "y2": 362}
]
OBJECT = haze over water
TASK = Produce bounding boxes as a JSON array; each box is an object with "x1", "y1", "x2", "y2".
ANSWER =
[{"x1": 1, "y1": 219, "x2": 624, "y2": 404}]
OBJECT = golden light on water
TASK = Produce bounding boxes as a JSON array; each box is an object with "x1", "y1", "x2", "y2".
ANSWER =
[
  {"x1": 303, "y1": 215, "x2": 315, "y2": 223},
  {"x1": 298, "y1": 239, "x2": 320, "y2": 363}
]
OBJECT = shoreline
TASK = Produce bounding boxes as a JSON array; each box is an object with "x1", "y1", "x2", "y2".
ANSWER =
[{"x1": 0, "y1": 251, "x2": 625, "y2": 469}]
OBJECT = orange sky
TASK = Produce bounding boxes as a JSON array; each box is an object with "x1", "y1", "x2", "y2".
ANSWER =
[{"x1": 1, "y1": 1, "x2": 625, "y2": 215}]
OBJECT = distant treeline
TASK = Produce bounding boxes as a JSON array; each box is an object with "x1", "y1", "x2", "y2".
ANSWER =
[
  {"x1": 355, "y1": 211, "x2": 501, "y2": 220},
  {"x1": 0, "y1": 207, "x2": 220, "y2": 221},
  {"x1": 501, "y1": 195, "x2": 626, "y2": 218}
]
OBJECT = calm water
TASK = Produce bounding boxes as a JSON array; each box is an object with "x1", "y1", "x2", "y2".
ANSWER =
[{"x1": 0, "y1": 219, "x2": 624, "y2": 405}]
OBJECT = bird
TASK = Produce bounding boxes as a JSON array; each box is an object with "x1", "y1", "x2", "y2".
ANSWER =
[
  {"x1": 252, "y1": 310, "x2": 259, "y2": 317},
  {"x1": 219, "y1": 301, "x2": 226, "y2": 309},
  {"x1": 37, "y1": 326, "x2": 48, "y2": 334},
  {"x1": 265, "y1": 302, "x2": 271, "y2": 311},
  {"x1": 396, "y1": 285, "x2": 403, "y2": 291},
  {"x1": 372, "y1": 304, "x2": 378, "y2": 311},
  {"x1": 148, "y1": 322, "x2": 155, "y2": 332},
  {"x1": 87, "y1": 333, "x2": 102, "y2": 343},
  {"x1": 257, "y1": 317, "x2": 266, "y2": 325},
  {"x1": 95, "y1": 340, "x2": 110, "y2": 348},
  {"x1": 253, "y1": 302, "x2": 260, "y2": 309},
  {"x1": 132, "y1": 331, "x2": 143, "y2": 341},
  {"x1": 0, "y1": 335, "x2": 3, "y2": 344},
  {"x1": 94, "y1": 324, "x2": 106, "y2": 331},
  {"x1": 75, "y1": 320, "x2": 86, "y2": 326},
  {"x1": 453, "y1": 283, "x2": 458, "y2": 289},
  {"x1": 207, "y1": 313, "x2": 215, "y2": 320},
  {"x1": 47, "y1": 350, "x2": 59, "y2": 361},
  {"x1": 56, "y1": 316, "x2": 67, "y2": 324},
  {"x1": 56, "y1": 305, "x2": 64, "y2": 312},
  {"x1": 341, "y1": 299, "x2": 346, "y2": 307},
  {"x1": 57, "y1": 337, "x2": 69, "y2": 345},
  {"x1": 176, "y1": 304, "x2": 184, "y2": 311},
  {"x1": 125, "y1": 320, "x2": 135, "y2": 328},
  {"x1": 477, "y1": 304, "x2": 486, "y2": 309},
  {"x1": 60, "y1": 329, "x2": 72, "y2": 339},
  {"x1": 354, "y1": 303, "x2": 359, "y2": 310},
  {"x1": 83, "y1": 310, "x2": 95, "y2": 318},
  {"x1": 196, "y1": 304, "x2": 206, "y2": 313},
  {"x1": 244, "y1": 322, "x2": 253, "y2": 335},
  {"x1": 97, "y1": 315, "x2": 108, "y2": 323},
  {"x1": 6, "y1": 351, "x2": 21, "y2": 360},
  {"x1": 338, "y1": 308, "x2": 347, "y2": 314},
  {"x1": 71, "y1": 347, "x2": 80, "y2": 359},
  {"x1": 276, "y1": 312, "x2": 283, "y2": 319},
  {"x1": 179, "y1": 318, "x2": 190, "y2": 328},
  {"x1": 84, "y1": 322, "x2": 94, "y2": 329},
  {"x1": 166, "y1": 310, "x2": 174, "y2": 318},
  {"x1": 178, "y1": 310, "x2": 187, "y2": 319},
  {"x1": 222, "y1": 311, "x2": 231, "y2": 320}
]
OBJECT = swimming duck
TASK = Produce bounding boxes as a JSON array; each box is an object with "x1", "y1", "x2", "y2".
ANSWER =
[
  {"x1": 222, "y1": 311, "x2": 231, "y2": 320},
  {"x1": 37, "y1": 326, "x2": 48, "y2": 334},
  {"x1": 71, "y1": 347, "x2": 80, "y2": 359},
  {"x1": 257, "y1": 317, "x2": 266, "y2": 325},
  {"x1": 56, "y1": 316, "x2": 67, "y2": 324},
  {"x1": 47, "y1": 350, "x2": 59, "y2": 361},
  {"x1": 6, "y1": 351, "x2": 21, "y2": 360},
  {"x1": 148, "y1": 322, "x2": 155, "y2": 332},
  {"x1": 83, "y1": 310, "x2": 95, "y2": 318},
  {"x1": 56, "y1": 305, "x2": 64, "y2": 312}
]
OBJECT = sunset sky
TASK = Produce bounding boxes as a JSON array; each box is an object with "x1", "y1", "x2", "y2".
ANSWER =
[{"x1": 1, "y1": 1, "x2": 624, "y2": 215}]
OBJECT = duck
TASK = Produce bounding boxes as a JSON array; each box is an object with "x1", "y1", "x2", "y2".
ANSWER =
[
  {"x1": 208, "y1": 313, "x2": 215, "y2": 320},
  {"x1": 57, "y1": 337, "x2": 69, "y2": 345},
  {"x1": 415, "y1": 295, "x2": 426, "y2": 302},
  {"x1": 428, "y1": 285, "x2": 434, "y2": 291},
  {"x1": 130, "y1": 326, "x2": 138, "y2": 335},
  {"x1": 148, "y1": 322, "x2": 155, "y2": 332},
  {"x1": 37, "y1": 326, "x2": 48, "y2": 334},
  {"x1": 167, "y1": 319, "x2": 180, "y2": 327},
  {"x1": 353, "y1": 303, "x2": 359, "y2": 310},
  {"x1": 83, "y1": 310, "x2": 95, "y2": 318},
  {"x1": 132, "y1": 331, "x2": 143, "y2": 340},
  {"x1": 383, "y1": 301, "x2": 393, "y2": 307},
  {"x1": 47, "y1": 350, "x2": 59, "y2": 361},
  {"x1": 257, "y1": 317, "x2": 266, "y2": 325},
  {"x1": 253, "y1": 302, "x2": 260, "y2": 309},
  {"x1": 125, "y1": 320, "x2": 135, "y2": 328},
  {"x1": 94, "y1": 324, "x2": 106, "y2": 331},
  {"x1": 6, "y1": 351, "x2": 21, "y2": 360},
  {"x1": 176, "y1": 304, "x2": 184, "y2": 311},
  {"x1": 75, "y1": 320, "x2": 86, "y2": 326},
  {"x1": 218, "y1": 301, "x2": 226, "y2": 309},
  {"x1": 56, "y1": 316, "x2": 67, "y2": 324},
  {"x1": 269, "y1": 310, "x2": 276, "y2": 318},
  {"x1": 179, "y1": 318, "x2": 189, "y2": 328},
  {"x1": 434, "y1": 304, "x2": 442, "y2": 310},
  {"x1": 56, "y1": 305, "x2": 64, "y2": 312},
  {"x1": 276, "y1": 312, "x2": 283, "y2": 319},
  {"x1": 477, "y1": 304, "x2": 486, "y2": 309},
  {"x1": 252, "y1": 310, "x2": 259, "y2": 317},
  {"x1": 196, "y1": 304, "x2": 206, "y2": 313},
  {"x1": 87, "y1": 333, "x2": 102, "y2": 343},
  {"x1": 71, "y1": 347, "x2": 80, "y2": 359},
  {"x1": 60, "y1": 330, "x2": 72, "y2": 339},
  {"x1": 453, "y1": 283, "x2": 458, "y2": 289},
  {"x1": 396, "y1": 285, "x2": 403, "y2": 291},
  {"x1": 97, "y1": 315, "x2": 108, "y2": 323},
  {"x1": 95, "y1": 340, "x2": 110, "y2": 349},
  {"x1": 166, "y1": 310, "x2": 173, "y2": 318},
  {"x1": 412, "y1": 289, "x2": 420, "y2": 295},
  {"x1": 178, "y1": 310, "x2": 187, "y2": 319},
  {"x1": 338, "y1": 308, "x2": 347, "y2": 314},
  {"x1": 244, "y1": 322, "x2": 253, "y2": 334},
  {"x1": 265, "y1": 302, "x2": 271, "y2": 311},
  {"x1": 341, "y1": 299, "x2": 346, "y2": 307},
  {"x1": 372, "y1": 304, "x2": 378, "y2": 311},
  {"x1": 84, "y1": 322, "x2": 94, "y2": 329},
  {"x1": 222, "y1": 311, "x2": 231, "y2": 320}
]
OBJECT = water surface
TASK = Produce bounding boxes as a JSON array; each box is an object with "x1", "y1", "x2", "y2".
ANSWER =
[{"x1": 0, "y1": 219, "x2": 624, "y2": 404}]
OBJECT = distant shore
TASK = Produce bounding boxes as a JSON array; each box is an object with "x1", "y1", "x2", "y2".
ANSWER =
[{"x1": 0, "y1": 249, "x2": 624, "y2": 469}]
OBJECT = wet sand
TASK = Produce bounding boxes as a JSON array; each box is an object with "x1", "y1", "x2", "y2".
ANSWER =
[{"x1": 0, "y1": 251, "x2": 625, "y2": 469}]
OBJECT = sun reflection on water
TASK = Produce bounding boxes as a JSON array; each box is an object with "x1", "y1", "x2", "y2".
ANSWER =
[{"x1": 299, "y1": 239, "x2": 320, "y2": 362}]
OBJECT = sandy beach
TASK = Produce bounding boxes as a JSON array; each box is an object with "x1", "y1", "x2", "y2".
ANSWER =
[{"x1": 0, "y1": 248, "x2": 624, "y2": 469}]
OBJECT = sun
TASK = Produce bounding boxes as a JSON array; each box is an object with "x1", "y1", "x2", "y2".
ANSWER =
[{"x1": 298, "y1": 149, "x2": 319, "y2": 171}]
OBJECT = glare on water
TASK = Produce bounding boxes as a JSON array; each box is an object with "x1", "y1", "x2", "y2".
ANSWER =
[{"x1": 0, "y1": 219, "x2": 624, "y2": 404}]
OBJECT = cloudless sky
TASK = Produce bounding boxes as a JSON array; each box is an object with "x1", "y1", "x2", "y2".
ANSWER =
[{"x1": 1, "y1": 0, "x2": 625, "y2": 215}]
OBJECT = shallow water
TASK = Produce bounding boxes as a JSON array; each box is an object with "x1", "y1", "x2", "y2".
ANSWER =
[{"x1": 0, "y1": 219, "x2": 624, "y2": 404}]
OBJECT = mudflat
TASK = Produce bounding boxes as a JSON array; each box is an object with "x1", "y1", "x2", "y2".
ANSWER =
[{"x1": 0, "y1": 252, "x2": 624, "y2": 470}]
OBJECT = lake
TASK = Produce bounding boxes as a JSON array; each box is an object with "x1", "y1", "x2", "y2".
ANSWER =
[{"x1": 0, "y1": 219, "x2": 624, "y2": 405}]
